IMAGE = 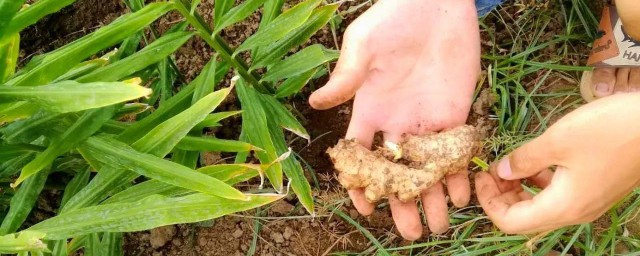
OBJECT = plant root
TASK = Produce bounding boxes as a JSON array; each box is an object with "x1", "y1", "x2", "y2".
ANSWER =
[{"x1": 327, "y1": 125, "x2": 481, "y2": 202}]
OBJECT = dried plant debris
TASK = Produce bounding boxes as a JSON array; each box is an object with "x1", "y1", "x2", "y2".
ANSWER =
[{"x1": 327, "y1": 125, "x2": 482, "y2": 202}]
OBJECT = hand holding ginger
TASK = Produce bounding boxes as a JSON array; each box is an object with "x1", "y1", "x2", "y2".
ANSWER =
[{"x1": 328, "y1": 125, "x2": 481, "y2": 202}]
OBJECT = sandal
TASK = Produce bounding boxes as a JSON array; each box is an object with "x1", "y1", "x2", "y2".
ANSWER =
[{"x1": 580, "y1": 3, "x2": 640, "y2": 102}]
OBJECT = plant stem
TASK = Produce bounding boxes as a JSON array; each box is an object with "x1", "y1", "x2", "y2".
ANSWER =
[{"x1": 173, "y1": 0, "x2": 271, "y2": 93}]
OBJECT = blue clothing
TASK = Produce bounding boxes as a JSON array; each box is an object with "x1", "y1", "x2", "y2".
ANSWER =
[{"x1": 476, "y1": 0, "x2": 503, "y2": 16}]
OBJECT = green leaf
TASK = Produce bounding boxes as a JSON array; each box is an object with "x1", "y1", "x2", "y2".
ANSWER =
[
  {"x1": 117, "y1": 60, "x2": 229, "y2": 142},
  {"x1": 77, "y1": 32, "x2": 194, "y2": 83},
  {"x1": 84, "y1": 233, "x2": 101, "y2": 256},
  {"x1": 176, "y1": 136, "x2": 260, "y2": 152},
  {"x1": 194, "y1": 110, "x2": 242, "y2": 130},
  {"x1": 0, "y1": 144, "x2": 43, "y2": 162},
  {"x1": 259, "y1": 0, "x2": 284, "y2": 28},
  {"x1": 263, "y1": 44, "x2": 338, "y2": 82},
  {"x1": 60, "y1": 167, "x2": 91, "y2": 209},
  {"x1": 0, "y1": 153, "x2": 34, "y2": 179},
  {"x1": 53, "y1": 59, "x2": 109, "y2": 83},
  {"x1": 237, "y1": 79, "x2": 283, "y2": 191},
  {"x1": 0, "y1": 80, "x2": 151, "y2": 113},
  {"x1": 100, "y1": 233, "x2": 122, "y2": 256},
  {"x1": 132, "y1": 88, "x2": 231, "y2": 156},
  {"x1": 0, "y1": 167, "x2": 49, "y2": 235},
  {"x1": 0, "y1": 0, "x2": 25, "y2": 36},
  {"x1": 258, "y1": 93, "x2": 309, "y2": 141},
  {"x1": 192, "y1": 58, "x2": 229, "y2": 103},
  {"x1": 213, "y1": 0, "x2": 267, "y2": 34},
  {"x1": 15, "y1": 106, "x2": 118, "y2": 186},
  {"x1": 80, "y1": 136, "x2": 247, "y2": 201},
  {"x1": 236, "y1": 0, "x2": 321, "y2": 53},
  {"x1": 0, "y1": 0, "x2": 75, "y2": 44},
  {"x1": 275, "y1": 68, "x2": 318, "y2": 98},
  {"x1": 0, "y1": 102, "x2": 40, "y2": 124},
  {"x1": 267, "y1": 119, "x2": 314, "y2": 214},
  {"x1": 6, "y1": 2, "x2": 174, "y2": 87},
  {"x1": 29, "y1": 193, "x2": 283, "y2": 240},
  {"x1": 214, "y1": 0, "x2": 234, "y2": 28},
  {"x1": 252, "y1": 4, "x2": 338, "y2": 69},
  {"x1": 0, "y1": 231, "x2": 48, "y2": 254},
  {"x1": 104, "y1": 164, "x2": 260, "y2": 204},
  {"x1": 1, "y1": 110, "x2": 63, "y2": 144},
  {"x1": 51, "y1": 240, "x2": 68, "y2": 256},
  {"x1": 0, "y1": 34, "x2": 20, "y2": 83}
]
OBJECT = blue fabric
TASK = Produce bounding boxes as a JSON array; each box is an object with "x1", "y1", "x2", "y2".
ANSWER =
[{"x1": 476, "y1": 0, "x2": 503, "y2": 16}]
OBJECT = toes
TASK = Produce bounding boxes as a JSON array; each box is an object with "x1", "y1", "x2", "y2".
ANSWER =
[
  {"x1": 614, "y1": 68, "x2": 631, "y2": 94},
  {"x1": 591, "y1": 68, "x2": 616, "y2": 98},
  {"x1": 630, "y1": 69, "x2": 640, "y2": 92},
  {"x1": 388, "y1": 195, "x2": 423, "y2": 240}
]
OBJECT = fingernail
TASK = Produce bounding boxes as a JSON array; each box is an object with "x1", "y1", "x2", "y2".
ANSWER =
[
  {"x1": 595, "y1": 83, "x2": 610, "y2": 93},
  {"x1": 497, "y1": 158, "x2": 512, "y2": 179}
]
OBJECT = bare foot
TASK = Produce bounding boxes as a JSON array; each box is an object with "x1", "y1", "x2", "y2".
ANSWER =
[{"x1": 581, "y1": 67, "x2": 640, "y2": 101}]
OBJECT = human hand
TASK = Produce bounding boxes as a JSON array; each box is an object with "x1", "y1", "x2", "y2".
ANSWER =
[
  {"x1": 309, "y1": 0, "x2": 481, "y2": 240},
  {"x1": 476, "y1": 93, "x2": 640, "y2": 234}
]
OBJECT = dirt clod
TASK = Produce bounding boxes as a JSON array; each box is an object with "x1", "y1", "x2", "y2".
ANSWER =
[
  {"x1": 327, "y1": 125, "x2": 482, "y2": 202},
  {"x1": 270, "y1": 200, "x2": 295, "y2": 215},
  {"x1": 271, "y1": 232, "x2": 285, "y2": 244},
  {"x1": 149, "y1": 226, "x2": 177, "y2": 249}
]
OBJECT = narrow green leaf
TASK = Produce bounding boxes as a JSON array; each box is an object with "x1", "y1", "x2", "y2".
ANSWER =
[
  {"x1": 29, "y1": 193, "x2": 283, "y2": 240},
  {"x1": 16, "y1": 106, "x2": 117, "y2": 186},
  {"x1": 0, "y1": 0, "x2": 74, "y2": 44},
  {"x1": 176, "y1": 136, "x2": 259, "y2": 152},
  {"x1": 214, "y1": 0, "x2": 234, "y2": 29},
  {"x1": 100, "y1": 233, "x2": 122, "y2": 256},
  {"x1": 115, "y1": 103, "x2": 149, "y2": 119},
  {"x1": 0, "y1": 231, "x2": 48, "y2": 254},
  {"x1": 192, "y1": 58, "x2": 228, "y2": 102},
  {"x1": 262, "y1": 44, "x2": 338, "y2": 81},
  {"x1": 0, "y1": 0, "x2": 26, "y2": 35},
  {"x1": 0, "y1": 153, "x2": 34, "y2": 179},
  {"x1": 258, "y1": 93, "x2": 309, "y2": 141},
  {"x1": 117, "y1": 59, "x2": 229, "y2": 142},
  {"x1": 84, "y1": 233, "x2": 101, "y2": 256},
  {"x1": 237, "y1": 79, "x2": 283, "y2": 191},
  {"x1": 0, "y1": 144, "x2": 43, "y2": 161},
  {"x1": 0, "y1": 167, "x2": 49, "y2": 235},
  {"x1": 51, "y1": 240, "x2": 68, "y2": 256},
  {"x1": 214, "y1": 0, "x2": 267, "y2": 34},
  {"x1": 0, "y1": 102, "x2": 39, "y2": 124},
  {"x1": 0, "y1": 34, "x2": 20, "y2": 83},
  {"x1": 0, "y1": 80, "x2": 151, "y2": 113},
  {"x1": 132, "y1": 88, "x2": 231, "y2": 156},
  {"x1": 252, "y1": 4, "x2": 338, "y2": 68},
  {"x1": 259, "y1": 0, "x2": 284, "y2": 28},
  {"x1": 1, "y1": 110, "x2": 63, "y2": 144},
  {"x1": 194, "y1": 110, "x2": 242, "y2": 130},
  {"x1": 77, "y1": 32, "x2": 194, "y2": 83},
  {"x1": 266, "y1": 117, "x2": 314, "y2": 214},
  {"x1": 275, "y1": 68, "x2": 318, "y2": 98},
  {"x1": 53, "y1": 59, "x2": 109, "y2": 83},
  {"x1": 236, "y1": 0, "x2": 321, "y2": 53},
  {"x1": 60, "y1": 167, "x2": 91, "y2": 208},
  {"x1": 6, "y1": 2, "x2": 174, "y2": 87},
  {"x1": 80, "y1": 136, "x2": 247, "y2": 200},
  {"x1": 104, "y1": 164, "x2": 260, "y2": 204},
  {"x1": 110, "y1": 33, "x2": 143, "y2": 62}
]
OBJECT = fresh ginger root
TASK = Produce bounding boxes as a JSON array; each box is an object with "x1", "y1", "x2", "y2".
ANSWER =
[{"x1": 327, "y1": 125, "x2": 481, "y2": 202}]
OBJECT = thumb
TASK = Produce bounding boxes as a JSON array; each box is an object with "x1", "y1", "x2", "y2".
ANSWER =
[
  {"x1": 495, "y1": 134, "x2": 560, "y2": 180},
  {"x1": 309, "y1": 33, "x2": 370, "y2": 110}
]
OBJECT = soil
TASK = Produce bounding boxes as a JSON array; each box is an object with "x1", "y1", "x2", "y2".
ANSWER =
[{"x1": 17, "y1": 0, "x2": 637, "y2": 255}]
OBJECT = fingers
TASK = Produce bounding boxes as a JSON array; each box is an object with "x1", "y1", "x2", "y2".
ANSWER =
[
  {"x1": 475, "y1": 172, "x2": 563, "y2": 234},
  {"x1": 309, "y1": 29, "x2": 370, "y2": 110},
  {"x1": 348, "y1": 189, "x2": 375, "y2": 216},
  {"x1": 389, "y1": 195, "x2": 423, "y2": 241},
  {"x1": 421, "y1": 182, "x2": 449, "y2": 234},
  {"x1": 345, "y1": 117, "x2": 376, "y2": 215},
  {"x1": 445, "y1": 170, "x2": 471, "y2": 208},
  {"x1": 496, "y1": 135, "x2": 559, "y2": 180}
]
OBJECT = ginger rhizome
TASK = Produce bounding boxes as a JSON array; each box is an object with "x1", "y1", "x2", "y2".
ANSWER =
[{"x1": 327, "y1": 125, "x2": 481, "y2": 202}]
